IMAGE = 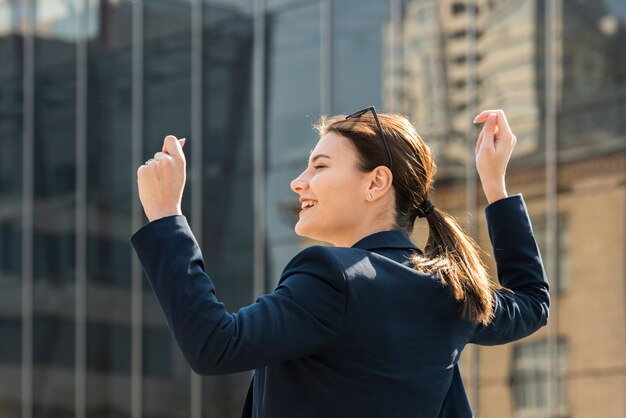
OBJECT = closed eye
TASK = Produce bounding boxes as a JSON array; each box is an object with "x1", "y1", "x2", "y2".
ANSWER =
[{"x1": 314, "y1": 165, "x2": 327, "y2": 170}]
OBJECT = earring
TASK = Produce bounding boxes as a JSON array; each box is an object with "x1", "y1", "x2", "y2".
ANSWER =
[{"x1": 367, "y1": 193, "x2": 373, "y2": 201}]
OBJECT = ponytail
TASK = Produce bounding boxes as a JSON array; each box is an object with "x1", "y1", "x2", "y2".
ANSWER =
[
  {"x1": 315, "y1": 112, "x2": 498, "y2": 326},
  {"x1": 412, "y1": 208, "x2": 497, "y2": 326}
]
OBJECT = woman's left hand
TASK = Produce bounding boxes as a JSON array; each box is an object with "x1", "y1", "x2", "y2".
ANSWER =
[
  {"x1": 473, "y1": 110, "x2": 517, "y2": 204},
  {"x1": 137, "y1": 135, "x2": 187, "y2": 222}
]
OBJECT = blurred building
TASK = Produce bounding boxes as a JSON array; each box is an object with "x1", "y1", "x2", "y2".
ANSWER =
[
  {"x1": 386, "y1": 1, "x2": 626, "y2": 417},
  {"x1": 477, "y1": 0, "x2": 541, "y2": 160},
  {"x1": 384, "y1": 0, "x2": 484, "y2": 180},
  {"x1": 1, "y1": 0, "x2": 625, "y2": 418}
]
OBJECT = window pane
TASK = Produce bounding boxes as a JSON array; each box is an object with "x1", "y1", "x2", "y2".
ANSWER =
[
  {"x1": 198, "y1": 3, "x2": 254, "y2": 417},
  {"x1": 332, "y1": 0, "x2": 387, "y2": 113},
  {"x1": 87, "y1": 320, "x2": 131, "y2": 374},
  {"x1": 560, "y1": 0, "x2": 626, "y2": 154},
  {"x1": 512, "y1": 340, "x2": 568, "y2": 412},
  {"x1": 33, "y1": 315, "x2": 75, "y2": 367},
  {"x1": 32, "y1": 0, "x2": 77, "y2": 415},
  {"x1": 84, "y1": 0, "x2": 133, "y2": 416}
]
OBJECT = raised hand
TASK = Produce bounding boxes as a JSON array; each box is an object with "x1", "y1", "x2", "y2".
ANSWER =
[
  {"x1": 473, "y1": 110, "x2": 517, "y2": 204},
  {"x1": 137, "y1": 135, "x2": 187, "y2": 222}
]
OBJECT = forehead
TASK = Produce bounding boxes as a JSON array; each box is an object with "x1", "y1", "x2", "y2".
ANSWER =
[{"x1": 310, "y1": 131, "x2": 356, "y2": 159}]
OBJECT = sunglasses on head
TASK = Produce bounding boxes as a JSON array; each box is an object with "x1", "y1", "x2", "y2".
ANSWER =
[{"x1": 345, "y1": 106, "x2": 393, "y2": 169}]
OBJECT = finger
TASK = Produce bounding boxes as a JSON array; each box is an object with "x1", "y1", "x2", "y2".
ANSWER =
[
  {"x1": 179, "y1": 138, "x2": 186, "y2": 148},
  {"x1": 154, "y1": 151, "x2": 170, "y2": 162},
  {"x1": 492, "y1": 110, "x2": 511, "y2": 137},
  {"x1": 473, "y1": 111, "x2": 491, "y2": 124},
  {"x1": 473, "y1": 109, "x2": 506, "y2": 123},
  {"x1": 474, "y1": 109, "x2": 512, "y2": 136},
  {"x1": 162, "y1": 135, "x2": 177, "y2": 153},
  {"x1": 475, "y1": 130, "x2": 484, "y2": 155},
  {"x1": 162, "y1": 135, "x2": 184, "y2": 159},
  {"x1": 144, "y1": 158, "x2": 157, "y2": 166},
  {"x1": 482, "y1": 113, "x2": 497, "y2": 151},
  {"x1": 473, "y1": 109, "x2": 502, "y2": 123}
]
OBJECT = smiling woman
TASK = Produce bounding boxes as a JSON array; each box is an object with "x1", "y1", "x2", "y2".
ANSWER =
[
  {"x1": 290, "y1": 132, "x2": 395, "y2": 248},
  {"x1": 130, "y1": 108, "x2": 550, "y2": 418},
  {"x1": 296, "y1": 111, "x2": 501, "y2": 326}
]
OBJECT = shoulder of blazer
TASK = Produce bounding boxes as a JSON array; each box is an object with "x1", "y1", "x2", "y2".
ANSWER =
[
  {"x1": 279, "y1": 245, "x2": 403, "y2": 287},
  {"x1": 278, "y1": 245, "x2": 348, "y2": 291}
]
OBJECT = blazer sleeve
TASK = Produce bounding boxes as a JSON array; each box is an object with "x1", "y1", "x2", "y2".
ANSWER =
[
  {"x1": 130, "y1": 215, "x2": 346, "y2": 375},
  {"x1": 469, "y1": 194, "x2": 550, "y2": 345}
]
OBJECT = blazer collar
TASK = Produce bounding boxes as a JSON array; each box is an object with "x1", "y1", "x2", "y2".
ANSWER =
[{"x1": 351, "y1": 229, "x2": 420, "y2": 252}]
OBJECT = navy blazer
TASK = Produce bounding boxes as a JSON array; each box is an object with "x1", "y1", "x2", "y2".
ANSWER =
[{"x1": 130, "y1": 194, "x2": 549, "y2": 417}]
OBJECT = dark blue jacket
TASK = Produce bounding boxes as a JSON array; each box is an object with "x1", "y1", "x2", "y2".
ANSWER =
[{"x1": 130, "y1": 194, "x2": 549, "y2": 417}]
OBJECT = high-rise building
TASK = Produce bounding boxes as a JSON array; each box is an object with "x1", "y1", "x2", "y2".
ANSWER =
[
  {"x1": 386, "y1": 1, "x2": 626, "y2": 418},
  {"x1": 477, "y1": 0, "x2": 542, "y2": 160}
]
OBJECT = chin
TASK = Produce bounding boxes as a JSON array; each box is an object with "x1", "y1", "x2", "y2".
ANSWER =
[
  {"x1": 294, "y1": 221, "x2": 324, "y2": 243},
  {"x1": 294, "y1": 221, "x2": 310, "y2": 238}
]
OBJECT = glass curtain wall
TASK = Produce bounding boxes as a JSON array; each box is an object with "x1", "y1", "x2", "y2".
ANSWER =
[{"x1": 1, "y1": 0, "x2": 256, "y2": 416}]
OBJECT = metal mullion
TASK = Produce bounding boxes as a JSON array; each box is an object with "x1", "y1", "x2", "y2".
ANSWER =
[
  {"x1": 131, "y1": 0, "x2": 144, "y2": 417},
  {"x1": 74, "y1": 0, "x2": 88, "y2": 417},
  {"x1": 190, "y1": 0, "x2": 203, "y2": 416},
  {"x1": 253, "y1": 0, "x2": 267, "y2": 299},
  {"x1": 545, "y1": 0, "x2": 561, "y2": 417},
  {"x1": 387, "y1": 0, "x2": 401, "y2": 112},
  {"x1": 21, "y1": 1, "x2": 35, "y2": 418},
  {"x1": 320, "y1": 0, "x2": 331, "y2": 115},
  {"x1": 464, "y1": 0, "x2": 479, "y2": 413}
]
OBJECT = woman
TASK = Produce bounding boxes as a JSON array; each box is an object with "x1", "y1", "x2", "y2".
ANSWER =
[{"x1": 131, "y1": 108, "x2": 549, "y2": 417}]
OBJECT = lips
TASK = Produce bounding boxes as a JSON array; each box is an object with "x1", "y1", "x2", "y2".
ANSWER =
[
  {"x1": 299, "y1": 199, "x2": 318, "y2": 217},
  {"x1": 301, "y1": 199, "x2": 317, "y2": 209}
]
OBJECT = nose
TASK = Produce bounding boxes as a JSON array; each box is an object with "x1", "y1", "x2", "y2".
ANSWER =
[{"x1": 290, "y1": 171, "x2": 309, "y2": 194}]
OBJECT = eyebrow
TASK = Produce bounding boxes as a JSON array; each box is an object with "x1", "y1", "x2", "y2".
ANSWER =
[{"x1": 309, "y1": 153, "x2": 331, "y2": 164}]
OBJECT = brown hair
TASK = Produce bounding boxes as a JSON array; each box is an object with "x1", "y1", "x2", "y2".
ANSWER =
[{"x1": 315, "y1": 112, "x2": 498, "y2": 326}]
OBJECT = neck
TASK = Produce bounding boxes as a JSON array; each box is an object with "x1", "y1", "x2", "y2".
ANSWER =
[{"x1": 330, "y1": 221, "x2": 396, "y2": 247}]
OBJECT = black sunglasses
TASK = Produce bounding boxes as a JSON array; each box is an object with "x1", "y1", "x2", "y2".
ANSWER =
[{"x1": 345, "y1": 106, "x2": 393, "y2": 169}]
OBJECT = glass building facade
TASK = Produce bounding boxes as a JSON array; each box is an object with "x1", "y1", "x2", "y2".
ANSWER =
[{"x1": 0, "y1": 0, "x2": 624, "y2": 417}]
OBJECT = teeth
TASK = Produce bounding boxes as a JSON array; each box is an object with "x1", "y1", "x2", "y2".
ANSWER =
[{"x1": 301, "y1": 200, "x2": 317, "y2": 209}]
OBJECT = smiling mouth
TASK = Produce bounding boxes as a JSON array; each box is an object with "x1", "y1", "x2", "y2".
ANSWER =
[{"x1": 300, "y1": 200, "x2": 317, "y2": 211}]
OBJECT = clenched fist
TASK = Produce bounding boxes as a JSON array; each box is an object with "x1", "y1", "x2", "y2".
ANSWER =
[{"x1": 137, "y1": 135, "x2": 187, "y2": 222}]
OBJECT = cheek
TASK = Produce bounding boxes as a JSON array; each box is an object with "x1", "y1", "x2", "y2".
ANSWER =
[{"x1": 312, "y1": 173, "x2": 364, "y2": 214}]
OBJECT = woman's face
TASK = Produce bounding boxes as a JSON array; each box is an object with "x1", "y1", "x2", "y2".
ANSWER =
[{"x1": 290, "y1": 131, "x2": 372, "y2": 246}]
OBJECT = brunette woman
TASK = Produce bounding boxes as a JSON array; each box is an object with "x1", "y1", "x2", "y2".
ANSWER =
[{"x1": 131, "y1": 108, "x2": 549, "y2": 417}]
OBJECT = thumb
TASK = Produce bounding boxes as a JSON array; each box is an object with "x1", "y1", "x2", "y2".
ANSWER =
[{"x1": 162, "y1": 135, "x2": 184, "y2": 158}]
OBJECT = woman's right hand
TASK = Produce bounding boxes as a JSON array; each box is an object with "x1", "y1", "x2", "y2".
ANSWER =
[{"x1": 473, "y1": 110, "x2": 517, "y2": 204}]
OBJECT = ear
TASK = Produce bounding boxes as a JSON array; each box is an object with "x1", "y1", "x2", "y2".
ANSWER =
[{"x1": 365, "y1": 166, "x2": 393, "y2": 201}]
